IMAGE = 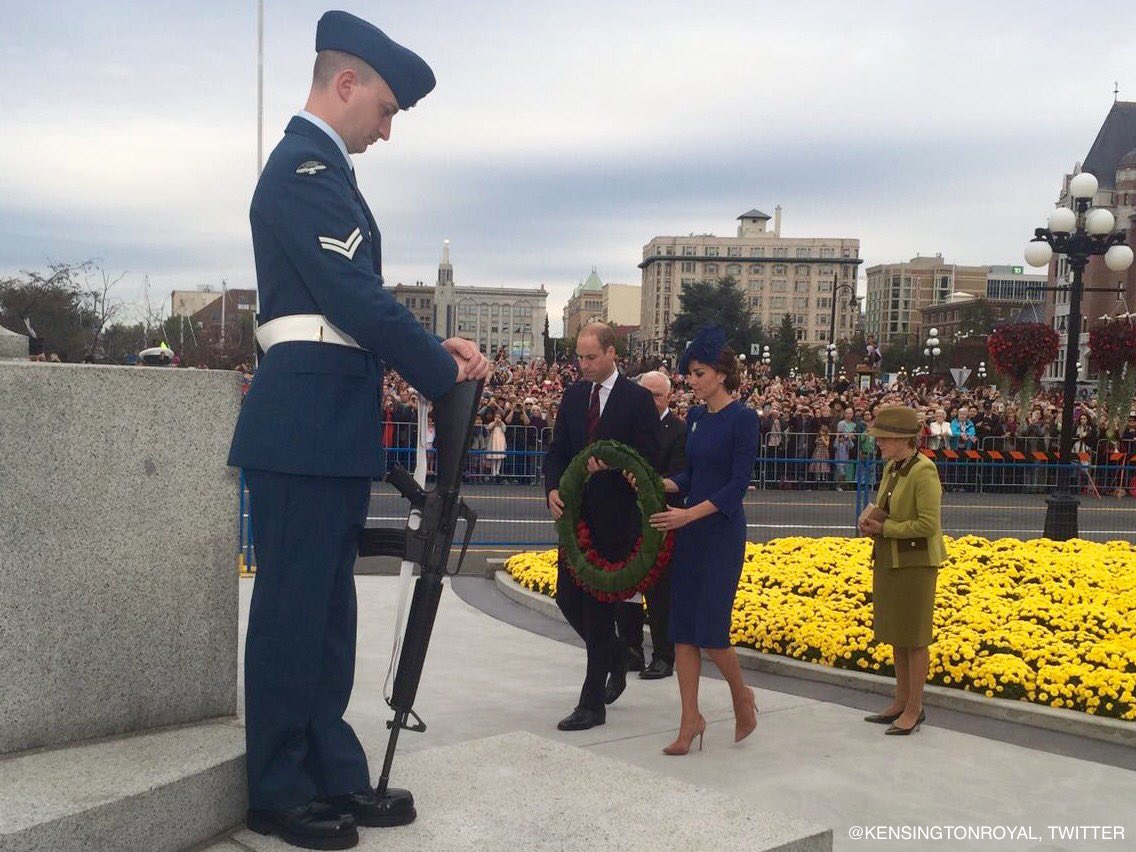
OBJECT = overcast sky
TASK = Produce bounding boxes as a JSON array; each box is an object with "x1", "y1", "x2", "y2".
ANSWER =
[{"x1": 2, "y1": 0, "x2": 1133, "y2": 334}]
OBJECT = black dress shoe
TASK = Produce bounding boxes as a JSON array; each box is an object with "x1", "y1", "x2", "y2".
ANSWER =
[
  {"x1": 327, "y1": 788, "x2": 416, "y2": 828},
  {"x1": 885, "y1": 709, "x2": 927, "y2": 736},
  {"x1": 639, "y1": 658, "x2": 674, "y2": 680},
  {"x1": 247, "y1": 802, "x2": 358, "y2": 850},
  {"x1": 863, "y1": 710, "x2": 903, "y2": 724},
  {"x1": 604, "y1": 669, "x2": 627, "y2": 704},
  {"x1": 557, "y1": 706, "x2": 605, "y2": 731}
]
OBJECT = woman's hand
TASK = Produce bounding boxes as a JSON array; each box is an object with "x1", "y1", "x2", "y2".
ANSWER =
[
  {"x1": 650, "y1": 507, "x2": 691, "y2": 531},
  {"x1": 662, "y1": 478, "x2": 679, "y2": 494},
  {"x1": 860, "y1": 517, "x2": 884, "y2": 536}
]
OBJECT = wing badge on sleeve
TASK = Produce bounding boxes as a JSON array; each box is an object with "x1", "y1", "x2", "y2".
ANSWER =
[
  {"x1": 296, "y1": 161, "x2": 327, "y2": 175},
  {"x1": 319, "y1": 227, "x2": 363, "y2": 260}
]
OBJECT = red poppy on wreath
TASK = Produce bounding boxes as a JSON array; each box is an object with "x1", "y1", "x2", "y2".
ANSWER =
[{"x1": 557, "y1": 440, "x2": 674, "y2": 601}]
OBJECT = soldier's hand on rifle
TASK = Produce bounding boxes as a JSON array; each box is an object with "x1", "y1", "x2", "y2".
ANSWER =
[{"x1": 547, "y1": 488, "x2": 564, "y2": 520}]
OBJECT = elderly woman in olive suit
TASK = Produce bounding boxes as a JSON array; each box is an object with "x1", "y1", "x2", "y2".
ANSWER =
[{"x1": 858, "y1": 405, "x2": 947, "y2": 735}]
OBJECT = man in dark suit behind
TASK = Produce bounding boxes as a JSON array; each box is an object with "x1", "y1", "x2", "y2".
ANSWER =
[
  {"x1": 544, "y1": 323, "x2": 659, "y2": 731},
  {"x1": 614, "y1": 370, "x2": 687, "y2": 681}
]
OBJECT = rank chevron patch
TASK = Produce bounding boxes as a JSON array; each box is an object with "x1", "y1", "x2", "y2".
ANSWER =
[{"x1": 318, "y1": 227, "x2": 363, "y2": 260}]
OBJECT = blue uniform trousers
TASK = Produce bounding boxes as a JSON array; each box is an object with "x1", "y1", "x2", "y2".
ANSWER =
[{"x1": 244, "y1": 469, "x2": 372, "y2": 809}]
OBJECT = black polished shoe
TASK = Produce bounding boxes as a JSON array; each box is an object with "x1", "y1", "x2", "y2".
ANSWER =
[
  {"x1": 557, "y1": 706, "x2": 605, "y2": 731},
  {"x1": 327, "y1": 788, "x2": 416, "y2": 828},
  {"x1": 604, "y1": 669, "x2": 628, "y2": 705},
  {"x1": 863, "y1": 710, "x2": 903, "y2": 724},
  {"x1": 639, "y1": 658, "x2": 674, "y2": 680},
  {"x1": 885, "y1": 709, "x2": 926, "y2": 736},
  {"x1": 247, "y1": 802, "x2": 358, "y2": 850}
]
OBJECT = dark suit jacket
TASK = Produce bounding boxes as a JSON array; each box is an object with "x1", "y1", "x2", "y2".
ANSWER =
[
  {"x1": 657, "y1": 411, "x2": 688, "y2": 508},
  {"x1": 544, "y1": 374, "x2": 660, "y2": 559}
]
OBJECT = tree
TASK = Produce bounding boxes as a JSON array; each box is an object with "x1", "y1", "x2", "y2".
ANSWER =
[
  {"x1": 796, "y1": 343, "x2": 824, "y2": 376},
  {"x1": 668, "y1": 276, "x2": 762, "y2": 356},
  {"x1": 769, "y1": 314, "x2": 798, "y2": 377},
  {"x1": 0, "y1": 261, "x2": 115, "y2": 361}
]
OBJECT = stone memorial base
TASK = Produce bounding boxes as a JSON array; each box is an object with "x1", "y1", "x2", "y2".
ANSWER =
[
  {"x1": 0, "y1": 720, "x2": 245, "y2": 852},
  {"x1": 224, "y1": 732, "x2": 831, "y2": 852}
]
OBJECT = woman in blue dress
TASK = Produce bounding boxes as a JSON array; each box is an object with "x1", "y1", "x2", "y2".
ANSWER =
[{"x1": 650, "y1": 327, "x2": 760, "y2": 755}]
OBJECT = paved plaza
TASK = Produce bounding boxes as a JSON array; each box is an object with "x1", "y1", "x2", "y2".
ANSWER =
[{"x1": 211, "y1": 575, "x2": 1136, "y2": 851}]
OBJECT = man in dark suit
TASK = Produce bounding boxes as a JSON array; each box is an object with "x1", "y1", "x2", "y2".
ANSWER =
[
  {"x1": 614, "y1": 370, "x2": 687, "y2": 680},
  {"x1": 544, "y1": 323, "x2": 659, "y2": 730},
  {"x1": 228, "y1": 12, "x2": 489, "y2": 849}
]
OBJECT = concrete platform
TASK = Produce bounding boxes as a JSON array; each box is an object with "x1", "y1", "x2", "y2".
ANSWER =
[
  {"x1": 221, "y1": 731, "x2": 830, "y2": 852},
  {"x1": 0, "y1": 718, "x2": 245, "y2": 852}
]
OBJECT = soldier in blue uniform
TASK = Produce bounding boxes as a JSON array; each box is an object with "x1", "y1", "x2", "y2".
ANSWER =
[{"x1": 228, "y1": 11, "x2": 489, "y2": 850}]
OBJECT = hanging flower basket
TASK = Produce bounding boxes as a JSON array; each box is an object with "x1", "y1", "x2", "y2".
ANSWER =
[
  {"x1": 556, "y1": 439, "x2": 673, "y2": 602},
  {"x1": 1088, "y1": 319, "x2": 1136, "y2": 435},
  {"x1": 986, "y1": 323, "x2": 1060, "y2": 401}
]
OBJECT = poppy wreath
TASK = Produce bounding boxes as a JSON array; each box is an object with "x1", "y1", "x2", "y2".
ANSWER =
[
  {"x1": 1088, "y1": 319, "x2": 1136, "y2": 434},
  {"x1": 556, "y1": 439, "x2": 674, "y2": 602},
  {"x1": 987, "y1": 323, "x2": 1060, "y2": 400}
]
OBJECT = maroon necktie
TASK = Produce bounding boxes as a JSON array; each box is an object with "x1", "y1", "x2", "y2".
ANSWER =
[{"x1": 587, "y1": 383, "x2": 601, "y2": 441}]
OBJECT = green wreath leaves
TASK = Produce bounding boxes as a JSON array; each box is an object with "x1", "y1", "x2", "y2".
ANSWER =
[{"x1": 556, "y1": 439, "x2": 674, "y2": 601}]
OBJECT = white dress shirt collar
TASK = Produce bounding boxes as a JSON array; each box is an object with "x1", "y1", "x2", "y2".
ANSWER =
[{"x1": 297, "y1": 110, "x2": 352, "y2": 170}]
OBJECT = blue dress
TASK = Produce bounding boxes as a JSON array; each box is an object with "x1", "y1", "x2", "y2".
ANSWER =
[{"x1": 668, "y1": 401, "x2": 759, "y2": 648}]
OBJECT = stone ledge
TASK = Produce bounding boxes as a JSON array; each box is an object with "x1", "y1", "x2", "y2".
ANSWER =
[
  {"x1": 227, "y1": 731, "x2": 831, "y2": 851},
  {"x1": 0, "y1": 717, "x2": 246, "y2": 852},
  {"x1": 494, "y1": 570, "x2": 1136, "y2": 749}
]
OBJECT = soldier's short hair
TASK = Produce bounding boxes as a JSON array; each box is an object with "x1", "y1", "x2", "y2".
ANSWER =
[{"x1": 313, "y1": 50, "x2": 378, "y2": 88}]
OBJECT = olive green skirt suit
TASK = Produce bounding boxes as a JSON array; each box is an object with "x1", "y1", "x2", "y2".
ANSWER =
[{"x1": 871, "y1": 453, "x2": 947, "y2": 647}]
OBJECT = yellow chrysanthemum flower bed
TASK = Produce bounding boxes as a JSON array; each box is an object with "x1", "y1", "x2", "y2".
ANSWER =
[{"x1": 505, "y1": 536, "x2": 1136, "y2": 721}]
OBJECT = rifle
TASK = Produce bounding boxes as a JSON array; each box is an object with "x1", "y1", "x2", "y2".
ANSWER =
[{"x1": 357, "y1": 378, "x2": 483, "y2": 822}]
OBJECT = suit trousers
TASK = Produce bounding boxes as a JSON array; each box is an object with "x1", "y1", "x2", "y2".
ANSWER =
[
  {"x1": 614, "y1": 569, "x2": 673, "y2": 666},
  {"x1": 244, "y1": 469, "x2": 372, "y2": 809},
  {"x1": 556, "y1": 559, "x2": 622, "y2": 712}
]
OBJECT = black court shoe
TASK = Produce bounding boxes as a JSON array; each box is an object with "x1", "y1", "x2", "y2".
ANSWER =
[
  {"x1": 863, "y1": 710, "x2": 903, "y2": 724},
  {"x1": 247, "y1": 802, "x2": 358, "y2": 850},
  {"x1": 885, "y1": 709, "x2": 927, "y2": 736}
]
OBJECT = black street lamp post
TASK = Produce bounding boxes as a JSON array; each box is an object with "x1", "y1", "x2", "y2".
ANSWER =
[
  {"x1": 827, "y1": 271, "x2": 859, "y2": 382},
  {"x1": 1024, "y1": 171, "x2": 1134, "y2": 540}
]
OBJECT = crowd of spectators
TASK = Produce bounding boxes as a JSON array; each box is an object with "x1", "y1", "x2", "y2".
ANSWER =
[{"x1": 373, "y1": 350, "x2": 1136, "y2": 495}]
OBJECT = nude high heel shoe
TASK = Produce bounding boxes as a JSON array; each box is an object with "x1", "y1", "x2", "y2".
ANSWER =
[
  {"x1": 735, "y1": 687, "x2": 758, "y2": 743},
  {"x1": 663, "y1": 715, "x2": 706, "y2": 756}
]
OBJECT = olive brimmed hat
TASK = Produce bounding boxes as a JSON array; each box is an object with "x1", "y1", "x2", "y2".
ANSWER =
[{"x1": 868, "y1": 405, "x2": 922, "y2": 438}]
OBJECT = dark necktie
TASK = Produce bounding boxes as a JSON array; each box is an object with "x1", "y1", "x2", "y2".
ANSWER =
[{"x1": 587, "y1": 383, "x2": 601, "y2": 441}]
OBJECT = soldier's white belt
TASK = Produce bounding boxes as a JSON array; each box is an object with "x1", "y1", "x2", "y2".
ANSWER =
[{"x1": 255, "y1": 314, "x2": 363, "y2": 352}]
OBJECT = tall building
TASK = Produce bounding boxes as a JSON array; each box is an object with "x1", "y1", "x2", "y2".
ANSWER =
[
  {"x1": 912, "y1": 265, "x2": 1047, "y2": 344},
  {"x1": 1043, "y1": 100, "x2": 1136, "y2": 383},
  {"x1": 170, "y1": 288, "x2": 228, "y2": 318},
  {"x1": 602, "y1": 282, "x2": 640, "y2": 327},
  {"x1": 639, "y1": 208, "x2": 861, "y2": 355},
  {"x1": 391, "y1": 242, "x2": 549, "y2": 361},
  {"x1": 563, "y1": 271, "x2": 640, "y2": 339},
  {"x1": 562, "y1": 269, "x2": 605, "y2": 339},
  {"x1": 864, "y1": 255, "x2": 987, "y2": 346}
]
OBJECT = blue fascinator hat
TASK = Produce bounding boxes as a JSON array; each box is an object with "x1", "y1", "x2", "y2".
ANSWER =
[{"x1": 678, "y1": 326, "x2": 729, "y2": 375}]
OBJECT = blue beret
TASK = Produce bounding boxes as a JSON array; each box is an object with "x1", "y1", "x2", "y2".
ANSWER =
[
  {"x1": 316, "y1": 10, "x2": 436, "y2": 109},
  {"x1": 678, "y1": 326, "x2": 728, "y2": 375}
]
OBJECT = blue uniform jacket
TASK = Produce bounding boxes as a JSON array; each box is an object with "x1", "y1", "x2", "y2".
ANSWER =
[{"x1": 228, "y1": 117, "x2": 457, "y2": 477}]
